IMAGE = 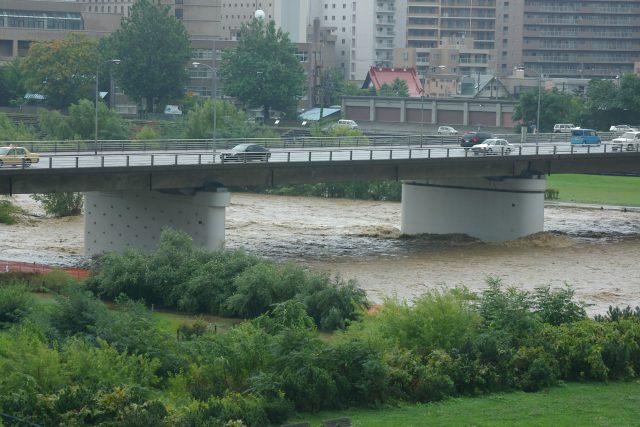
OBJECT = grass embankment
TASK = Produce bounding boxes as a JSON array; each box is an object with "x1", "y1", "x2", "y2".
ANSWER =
[
  {"x1": 547, "y1": 174, "x2": 640, "y2": 206},
  {"x1": 300, "y1": 381, "x2": 640, "y2": 427}
]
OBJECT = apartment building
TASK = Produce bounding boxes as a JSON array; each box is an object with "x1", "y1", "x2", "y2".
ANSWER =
[
  {"x1": 497, "y1": 0, "x2": 640, "y2": 78},
  {"x1": 403, "y1": 0, "x2": 496, "y2": 81}
]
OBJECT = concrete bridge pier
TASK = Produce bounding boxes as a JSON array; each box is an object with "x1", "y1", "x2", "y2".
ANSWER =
[
  {"x1": 401, "y1": 175, "x2": 546, "y2": 241},
  {"x1": 84, "y1": 189, "x2": 230, "y2": 256}
]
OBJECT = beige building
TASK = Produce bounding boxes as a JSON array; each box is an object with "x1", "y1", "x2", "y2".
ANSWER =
[{"x1": 496, "y1": 0, "x2": 640, "y2": 78}]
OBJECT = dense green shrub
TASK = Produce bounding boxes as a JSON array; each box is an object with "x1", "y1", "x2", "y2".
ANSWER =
[
  {"x1": 0, "y1": 112, "x2": 37, "y2": 140},
  {"x1": 62, "y1": 337, "x2": 161, "y2": 389},
  {"x1": 39, "y1": 269, "x2": 80, "y2": 294},
  {"x1": 262, "y1": 180, "x2": 402, "y2": 201},
  {"x1": 177, "y1": 250, "x2": 261, "y2": 314},
  {"x1": 93, "y1": 297, "x2": 186, "y2": 378},
  {"x1": 541, "y1": 320, "x2": 614, "y2": 381},
  {"x1": 533, "y1": 284, "x2": 587, "y2": 325},
  {"x1": 0, "y1": 198, "x2": 21, "y2": 224},
  {"x1": 85, "y1": 248, "x2": 150, "y2": 301},
  {"x1": 169, "y1": 392, "x2": 267, "y2": 427},
  {"x1": 324, "y1": 338, "x2": 391, "y2": 406},
  {"x1": 186, "y1": 322, "x2": 274, "y2": 400},
  {"x1": 478, "y1": 277, "x2": 540, "y2": 343},
  {"x1": 595, "y1": 305, "x2": 640, "y2": 322},
  {"x1": 300, "y1": 274, "x2": 369, "y2": 331},
  {"x1": 225, "y1": 262, "x2": 303, "y2": 318},
  {"x1": 31, "y1": 192, "x2": 83, "y2": 217},
  {"x1": 350, "y1": 288, "x2": 480, "y2": 357},
  {"x1": 511, "y1": 346, "x2": 559, "y2": 391},
  {"x1": 49, "y1": 287, "x2": 112, "y2": 338},
  {"x1": 0, "y1": 284, "x2": 35, "y2": 328},
  {"x1": 87, "y1": 228, "x2": 368, "y2": 331},
  {"x1": 0, "y1": 326, "x2": 68, "y2": 395}
]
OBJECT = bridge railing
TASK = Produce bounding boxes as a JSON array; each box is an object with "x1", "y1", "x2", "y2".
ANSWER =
[
  {"x1": 8, "y1": 131, "x2": 624, "y2": 155},
  {"x1": 4, "y1": 141, "x2": 636, "y2": 171}
]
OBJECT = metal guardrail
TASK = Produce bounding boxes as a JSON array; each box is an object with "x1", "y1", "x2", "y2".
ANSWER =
[
  {"x1": 8, "y1": 132, "x2": 607, "y2": 154},
  {"x1": 2, "y1": 141, "x2": 637, "y2": 171}
]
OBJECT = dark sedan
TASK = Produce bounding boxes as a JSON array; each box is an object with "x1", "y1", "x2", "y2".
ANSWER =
[
  {"x1": 460, "y1": 131, "x2": 494, "y2": 149},
  {"x1": 220, "y1": 143, "x2": 271, "y2": 163}
]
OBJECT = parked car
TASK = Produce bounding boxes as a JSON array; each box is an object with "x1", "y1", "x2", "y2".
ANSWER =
[
  {"x1": 570, "y1": 129, "x2": 601, "y2": 145},
  {"x1": 163, "y1": 105, "x2": 183, "y2": 115},
  {"x1": 220, "y1": 143, "x2": 271, "y2": 163},
  {"x1": 0, "y1": 146, "x2": 39, "y2": 167},
  {"x1": 553, "y1": 123, "x2": 577, "y2": 133},
  {"x1": 336, "y1": 119, "x2": 358, "y2": 129},
  {"x1": 460, "y1": 131, "x2": 494, "y2": 149},
  {"x1": 471, "y1": 138, "x2": 513, "y2": 155},
  {"x1": 437, "y1": 126, "x2": 458, "y2": 135},
  {"x1": 611, "y1": 131, "x2": 640, "y2": 152},
  {"x1": 609, "y1": 125, "x2": 638, "y2": 133}
]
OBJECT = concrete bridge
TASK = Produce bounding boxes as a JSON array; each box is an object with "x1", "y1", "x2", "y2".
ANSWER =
[{"x1": 1, "y1": 139, "x2": 638, "y2": 255}]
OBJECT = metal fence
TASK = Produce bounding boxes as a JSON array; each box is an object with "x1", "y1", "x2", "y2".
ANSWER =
[
  {"x1": 9, "y1": 131, "x2": 615, "y2": 154},
  {"x1": 3, "y1": 140, "x2": 636, "y2": 171}
]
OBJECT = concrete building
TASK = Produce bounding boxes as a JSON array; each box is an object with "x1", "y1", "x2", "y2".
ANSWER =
[{"x1": 497, "y1": 0, "x2": 640, "y2": 78}]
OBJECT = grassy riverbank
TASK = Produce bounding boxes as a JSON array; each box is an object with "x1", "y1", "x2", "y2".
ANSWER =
[
  {"x1": 547, "y1": 174, "x2": 640, "y2": 206},
  {"x1": 301, "y1": 381, "x2": 640, "y2": 427}
]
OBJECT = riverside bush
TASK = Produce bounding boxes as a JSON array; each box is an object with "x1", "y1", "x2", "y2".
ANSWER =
[
  {"x1": 0, "y1": 199, "x2": 20, "y2": 224},
  {"x1": 3, "y1": 274, "x2": 640, "y2": 424},
  {"x1": 87, "y1": 229, "x2": 369, "y2": 331},
  {"x1": 0, "y1": 284, "x2": 35, "y2": 328},
  {"x1": 31, "y1": 192, "x2": 83, "y2": 217}
]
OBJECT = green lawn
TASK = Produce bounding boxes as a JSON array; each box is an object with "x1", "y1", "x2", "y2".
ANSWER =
[
  {"x1": 297, "y1": 381, "x2": 640, "y2": 427},
  {"x1": 547, "y1": 174, "x2": 640, "y2": 206}
]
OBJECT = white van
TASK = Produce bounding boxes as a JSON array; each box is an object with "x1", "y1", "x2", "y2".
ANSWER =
[
  {"x1": 164, "y1": 105, "x2": 183, "y2": 115},
  {"x1": 337, "y1": 119, "x2": 358, "y2": 129},
  {"x1": 553, "y1": 123, "x2": 576, "y2": 133}
]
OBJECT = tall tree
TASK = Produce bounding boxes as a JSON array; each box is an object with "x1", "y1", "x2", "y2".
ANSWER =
[
  {"x1": 319, "y1": 67, "x2": 345, "y2": 106},
  {"x1": 378, "y1": 78, "x2": 409, "y2": 97},
  {"x1": 219, "y1": 18, "x2": 306, "y2": 120},
  {"x1": 581, "y1": 75, "x2": 640, "y2": 130},
  {"x1": 0, "y1": 59, "x2": 27, "y2": 107},
  {"x1": 20, "y1": 34, "x2": 99, "y2": 109},
  {"x1": 512, "y1": 88, "x2": 583, "y2": 133},
  {"x1": 106, "y1": 0, "x2": 191, "y2": 113}
]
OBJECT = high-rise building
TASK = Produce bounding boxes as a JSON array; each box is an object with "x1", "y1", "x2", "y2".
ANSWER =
[
  {"x1": 403, "y1": 0, "x2": 496, "y2": 80},
  {"x1": 497, "y1": 0, "x2": 640, "y2": 78}
]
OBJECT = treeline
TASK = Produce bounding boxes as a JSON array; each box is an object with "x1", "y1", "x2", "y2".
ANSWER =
[
  {"x1": 1, "y1": 232, "x2": 640, "y2": 426},
  {"x1": 244, "y1": 180, "x2": 402, "y2": 202}
]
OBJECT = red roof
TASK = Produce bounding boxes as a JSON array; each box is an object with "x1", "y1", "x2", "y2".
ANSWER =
[{"x1": 365, "y1": 67, "x2": 424, "y2": 97}]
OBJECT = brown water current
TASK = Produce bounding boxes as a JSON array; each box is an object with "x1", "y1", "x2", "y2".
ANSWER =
[{"x1": 1, "y1": 193, "x2": 639, "y2": 315}]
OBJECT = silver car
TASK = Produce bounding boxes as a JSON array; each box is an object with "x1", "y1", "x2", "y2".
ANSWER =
[
  {"x1": 471, "y1": 138, "x2": 513, "y2": 155},
  {"x1": 611, "y1": 131, "x2": 640, "y2": 152},
  {"x1": 220, "y1": 143, "x2": 271, "y2": 163},
  {"x1": 437, "y1": 125, "x2": 458, "y2": 135}
]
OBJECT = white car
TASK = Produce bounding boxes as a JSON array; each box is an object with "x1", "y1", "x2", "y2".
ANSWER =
[
  {"x1": 609, "y1": 125, "x2": 637, "y2": 133},
  {"x1": 437, "y1": 126, "x2": 458, "y2": 135},
  {"x1": 336, "y1": 119, "x2": 358, "y2": 129},
  {"x1": 611, "y1": 131, "x2": 640, "y2": 152},
  {"x1": 553, "y1": 123, "x2": 577, "y2": 133},
  {"x1": 471, "y1": 138, "x2": 513, "y2": 155}
]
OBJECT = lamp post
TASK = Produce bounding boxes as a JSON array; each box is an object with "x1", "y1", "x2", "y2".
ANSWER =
[
  {"x1": 192, "y1": 61, "x2": 217, "y2": 148},
  {"x1": 95, "y1": 59, "x2": 120, "y2": 154},
  {"x1": 536, "y1": 73, "x2": 542, "y2": 135},
  {"x1": 420, "y1": 87, "x2": 425, "y2": 146}
]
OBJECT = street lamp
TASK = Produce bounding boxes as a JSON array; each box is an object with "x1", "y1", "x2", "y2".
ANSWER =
[
  {"x1": 95, "y1": 59, "x2": 120, "y2": 154},
  {"x1": 192, "y1": 61, "x2": 217, "y2": 148},
  {"x1": 536, "y1": 73, "x2": 542, "y2": 135},
  {"x1": 420, "y1": 87, "x2": 425, "y2": 146}
]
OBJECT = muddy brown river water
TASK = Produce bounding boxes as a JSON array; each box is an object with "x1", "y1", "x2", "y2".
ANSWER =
[{"x1": 1, "y1": 193, "x2": 639, "y2": 315}]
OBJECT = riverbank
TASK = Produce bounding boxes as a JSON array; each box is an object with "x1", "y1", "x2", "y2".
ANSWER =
[{"x1": 1, "y1": 193, "x2": 639, "y2": 315}]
